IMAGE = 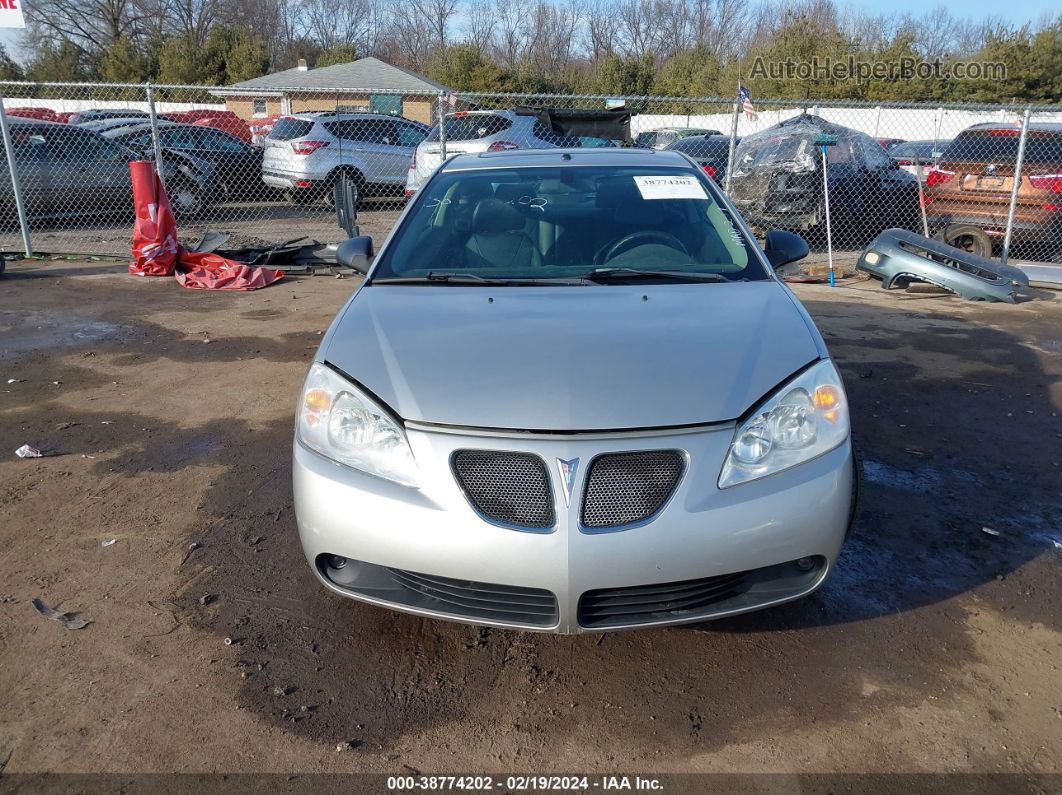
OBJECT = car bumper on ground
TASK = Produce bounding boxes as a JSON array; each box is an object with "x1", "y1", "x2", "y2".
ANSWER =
[{"x1": 293, "y1": 421, "x2": 854, "y2": 634}]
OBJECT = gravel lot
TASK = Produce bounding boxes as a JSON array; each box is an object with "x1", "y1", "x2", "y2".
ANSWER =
[{"x1": 0, "y1": 261, "x2": 1059, "y2": 784}]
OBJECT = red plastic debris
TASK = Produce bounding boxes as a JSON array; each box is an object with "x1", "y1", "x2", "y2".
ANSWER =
[{"x1": 128, "y1": 161, "x2": 283, "y2": 291}]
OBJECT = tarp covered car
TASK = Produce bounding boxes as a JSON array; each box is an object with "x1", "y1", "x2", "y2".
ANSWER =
[
  {"x1": 728, "y1": 114, "x2": 919, "y2": 239},
  {"x1": 856, "y1": 227, "x2": 1029, "y2": 302}
]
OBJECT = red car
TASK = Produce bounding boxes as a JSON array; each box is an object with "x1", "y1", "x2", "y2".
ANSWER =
[
  {"x1": 192, "y1": 116, "x2": 252, "y2": 144},
  {"x1": 5, "y1": 107, "x2": 61, "y2": 122},
  {"x1": 248, "y1": 114, "x2": 281, "y2": 146}
]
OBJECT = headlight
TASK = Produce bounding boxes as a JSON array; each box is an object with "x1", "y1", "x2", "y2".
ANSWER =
[
  {"x1": 719, "y1": 359, "x2": 849, "y2": 488},
  {"x1": 296, "y1": 362, "x2": 418, "y2": 487}
]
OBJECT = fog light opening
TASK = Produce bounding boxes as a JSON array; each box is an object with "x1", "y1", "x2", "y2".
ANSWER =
[
  {"x1": 796, "y1": 556, "x2": 816, "y2": 572},
  {"x1": 328, "y1": 554, "x2": 348, "y2": 570}
]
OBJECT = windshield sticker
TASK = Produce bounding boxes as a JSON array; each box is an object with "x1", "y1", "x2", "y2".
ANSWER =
[{"x1": 633, "y1": 175, "x2": 708, "y2": 200}]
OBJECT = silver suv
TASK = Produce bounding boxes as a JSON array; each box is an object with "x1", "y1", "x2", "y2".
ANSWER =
[
  {"x1": 262, "y1": 112, "x2": 428, "y2": 204},
  {"x1": 405, "y1": 110, "x2": 581, "y2": 194}
]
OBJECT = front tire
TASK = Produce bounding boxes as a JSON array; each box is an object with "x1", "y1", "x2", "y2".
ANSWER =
[{"x1": 169, "y1": 179, "x2": 205, "y2": 220}]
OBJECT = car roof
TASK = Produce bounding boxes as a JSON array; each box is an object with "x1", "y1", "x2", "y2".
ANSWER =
[
  {"x1": 439, "y1": 147, "x2": 693, "y2": 172},
  {"x1": 289, "y1": 111, "x2": 409, "y2": 122},
  {"x1": 963, "y1": 122, "x2": 1062, "y2": 133},
  {"x1": 8, "y1": 117, "x2": 63, "y2": 127}
]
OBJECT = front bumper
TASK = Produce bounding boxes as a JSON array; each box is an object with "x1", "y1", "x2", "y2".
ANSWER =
[{"x1": 293, "y1": 423, "x2": 854, "y2": 633}]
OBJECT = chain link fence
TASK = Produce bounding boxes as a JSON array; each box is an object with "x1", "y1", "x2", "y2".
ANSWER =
[{"x1": 1, "y1": 81, "x2": 1060, "y2": 268}]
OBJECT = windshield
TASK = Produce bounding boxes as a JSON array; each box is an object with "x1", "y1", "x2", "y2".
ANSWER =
[
  {"x1": 737, "y1": 133, "x2": 814, "y2": 169},
  {"x1": 371, "y1": 165, "x2": 766, "y2": 282},
  {"x1": 426, "y1": 114, "x2": 512, "y2": 142},
  {"x1": 944, "y1": 130, "x2": 1062, "y2": 164}
]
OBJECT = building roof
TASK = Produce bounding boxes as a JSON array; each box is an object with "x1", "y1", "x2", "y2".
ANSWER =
[{"x1": 213, "y1": 57, "x2": 450, "y2": 96}]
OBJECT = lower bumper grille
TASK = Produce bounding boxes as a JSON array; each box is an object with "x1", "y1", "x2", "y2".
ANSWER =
[
  {"x1": 578, "y1": 570, "x2": 751, "y2": 628},
  {"x1": 386, "y1": 568, "x2": 558, "y2": 627}
]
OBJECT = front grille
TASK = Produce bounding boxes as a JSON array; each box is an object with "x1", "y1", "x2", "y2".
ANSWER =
[
  {"x1": 452, "y1": 450, "x2": 554, "y2": 530},
  {"x1": 578, "y1": 570, "x2": 751, "y2": 628},
  {"x1": 581, "y1": 450, "x2": 685, "y2": 529},
  {"x1": 387, "y1": 568, "x2": 558, "y2": 627}
]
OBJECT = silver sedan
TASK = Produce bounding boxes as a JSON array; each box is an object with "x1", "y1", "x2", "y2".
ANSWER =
[{"x1": 293, "y1": 148, "x2": 857, "y2": 633}]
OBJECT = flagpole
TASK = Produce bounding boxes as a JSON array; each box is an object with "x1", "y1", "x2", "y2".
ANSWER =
[{"x1": 724, "y1": 76, "x2": 741, "y2": 194}]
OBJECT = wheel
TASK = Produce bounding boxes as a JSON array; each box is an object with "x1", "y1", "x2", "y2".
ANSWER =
[
  {"x1": 938, "y1": 224, "x2": 993, "y2": 258},
  {"x1": 327, "y1": 169, "x2": 365, "y2": 210},
  {"x1": 169, "y1": 179, "x2": 205, "y2": 220}
]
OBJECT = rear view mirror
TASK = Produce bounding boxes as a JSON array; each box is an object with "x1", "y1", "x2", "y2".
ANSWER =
[
  {"x1": 336, "y1": 236, "x2": 373, "y2": 273},
  {"x1": 764, "y1": 229, "x2": 809, "y2": 269},
  {"x1": 333, "y1": 173, "x2": 359, "y2": 238}
]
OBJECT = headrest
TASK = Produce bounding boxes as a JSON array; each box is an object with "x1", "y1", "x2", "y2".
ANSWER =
[
  {"x1": 595, "y1": 177, "x2": 642, "y2": 208},
  {"x1": 472, "y1": 198, "x2": 526, "y2": 234}
]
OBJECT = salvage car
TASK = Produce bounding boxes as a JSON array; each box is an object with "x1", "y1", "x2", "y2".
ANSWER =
[
  {"x1": 1, "y1": 118, "x2": 212, "y2": 222},
  {"x1": 890, "y1": 140, "x2": 950, "y2": 181},
  {"x1": 262, "y1": 111, "x2": 429, "y2": 204},
  {"x1": 856, "y1": 228, "x2": 1029, "y2": 302},
  {"x1": 405, "y1": 109, "x2": 582, "y2": 195},
  {"x1": 293, "y1": 146, "x2": 858, "y2": 633},
  {"x1": 636, "y1": 127, "x2": 724, "y2": 149},
  {"x1": 924, "y1": 122, "x2": 1062, "y2": 259},
  {"x1": 728, "y1": 114, "x2": 919, "y2": 241},
  {"x1": 664, "y1": 133, "x2": 738, "y2": 183},
  {"x1": 105, "y1": 122, "x2": 264, "y2": 199}
]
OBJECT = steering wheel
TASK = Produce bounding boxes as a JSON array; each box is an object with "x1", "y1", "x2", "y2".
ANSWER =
[{"x1": 595, "y1": 231, "x2": 689, "y2": 266}]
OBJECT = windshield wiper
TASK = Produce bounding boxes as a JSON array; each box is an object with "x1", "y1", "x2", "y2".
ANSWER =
[
  {"x1": 583, "y1": 267, "x2": 728, "y2": 283},
  {"x1": 372, "y1": 272, "x2": 588, "y2": 286}
]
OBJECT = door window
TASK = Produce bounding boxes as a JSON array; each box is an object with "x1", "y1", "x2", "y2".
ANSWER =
[
  {"x1": 159, "y1": 127, "x2": 200, "y2": 149},
  {"x1": 395, "y1": 122, "x2": 427, "y2": 148},
  {"x1": 194, "y1": 128, "x2": 246, "y2": 152}
]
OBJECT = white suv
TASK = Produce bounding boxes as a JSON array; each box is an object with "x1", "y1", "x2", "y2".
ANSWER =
[
  {"x1": 262, "y1": 112, "x2": 428, "y2": 204},
  {"x1": 404, "y1": 110, "x2": 580, "y2": 195}
]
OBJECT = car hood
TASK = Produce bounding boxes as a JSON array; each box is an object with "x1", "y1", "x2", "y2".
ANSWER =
[{"x1": 324, "y1": 281, "x2": 820, "y2": 431}]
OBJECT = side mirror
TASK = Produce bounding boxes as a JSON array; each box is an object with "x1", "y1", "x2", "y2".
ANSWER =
[
  {"x1": 336, "y1": 235, "x2": 373, "y2": 273},
  {"x1": 333, "y1": 173, "x2": 359, "y2": 238},
  {"x1": 763, "y1": 229, "x2": 809, "y2": 269}
]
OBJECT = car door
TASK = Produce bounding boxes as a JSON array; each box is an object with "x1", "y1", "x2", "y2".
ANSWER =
[
  {"x1": 43, "y1": 127, "x2": 131, "y2": 215},
  {"x1": 190, "y1": 127, "x2": 260, "y2": 197},
  {"x1": 347, "y1": 118, "x2": 410, "y2": 185},
  {"x1": 3, "y1": 128, "x2": 51, "y2": 220},
  {"x1": 860, "y1": 136, "x2": 918, "y2": 231}
]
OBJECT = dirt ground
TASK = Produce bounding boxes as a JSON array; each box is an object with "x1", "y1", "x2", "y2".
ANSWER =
[{"x1": 0, "y1": 260, "x2": 1060, "y2": 786}]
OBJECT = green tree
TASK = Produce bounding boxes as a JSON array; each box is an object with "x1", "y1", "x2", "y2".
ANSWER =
[
  {"x1": 592, "y1": 54, "x2": 655, "y2": 96},
  {"x1": 744, "y1": 11, "x2": 851, "y2": 100},
  {"x1": 316, "y1": 43, "x2": 357, "y2": 68},
  {"x1": 203, "y1": 26, "x2": 269, "y2": 84},
  {"x1": 427, "y1": 44, "x2": 503, "y2": 91},
  {"x1": 156, "y1": 34, "x2": 208, "y2": 84},
  {"x1": 95, "y1": 36, "x2": 149, "y2": 82},
  {"x1": 0, "y1": 44, "x2": 23, "y2": 81},
  {"x1": 652, "y1": 47, "x2": 723, "y2": 110},
  {"x1": 26, "y1": 41, "x2": 90, "y2": 82}
]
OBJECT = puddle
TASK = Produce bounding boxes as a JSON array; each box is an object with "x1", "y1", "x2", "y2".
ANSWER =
[{"x1": 0, "y1": 312, "x2": 128, "y2": 357}]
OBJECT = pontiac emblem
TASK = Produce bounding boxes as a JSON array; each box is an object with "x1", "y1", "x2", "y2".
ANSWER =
[{"x1": 556, "y1": 458, "x2": 579, "y2": 507}]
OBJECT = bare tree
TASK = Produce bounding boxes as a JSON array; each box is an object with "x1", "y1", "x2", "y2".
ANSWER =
[
  {"x1": 463, "y1": 0, "x2": 497, "y2": 52},
  {"x1": 25, "y1": 0, "x2": 153, "y2": 50}
]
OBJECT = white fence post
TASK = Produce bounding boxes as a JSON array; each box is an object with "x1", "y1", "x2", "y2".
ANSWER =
[
  {"x1": 144, "y1": 83, "x2": 167, "y2": 189},
  {"x1": 1001, "y1": 107, "x2": 1031, "y2": 266},
  {"x1": 0, "y1": 92, "x2": 34, "y2": 258}
]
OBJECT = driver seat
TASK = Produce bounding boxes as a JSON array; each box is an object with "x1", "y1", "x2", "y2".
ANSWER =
[{"x1": 465, "y1": 199, "x2": 541, "y2": 270}]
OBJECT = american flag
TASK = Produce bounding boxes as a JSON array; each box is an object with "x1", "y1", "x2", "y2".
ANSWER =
[{"x1": 739, "y1": 86, "x2": 758, "y2": 120}]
